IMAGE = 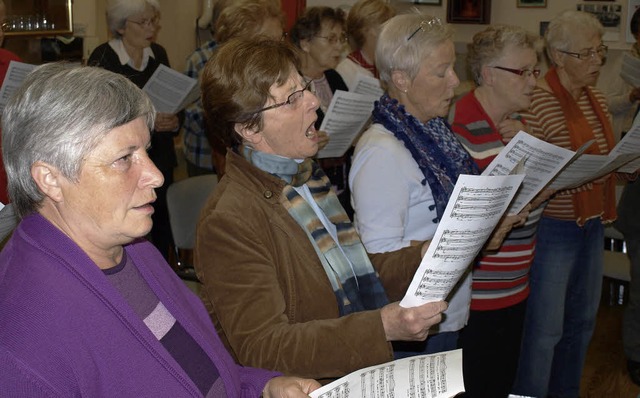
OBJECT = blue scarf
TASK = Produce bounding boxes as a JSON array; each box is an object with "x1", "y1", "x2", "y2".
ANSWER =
[
  {"x1": 372, "y1": 94, "x2": 479, "y2": 220},
  {"x1": 243, "y1": 147, "x2": 389, "y2": 315}
]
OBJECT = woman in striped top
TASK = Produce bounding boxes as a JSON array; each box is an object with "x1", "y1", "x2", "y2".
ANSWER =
[
  {"x1": 511, "y1": 11, "x2": 636, "y2": 397},
  {"x1": 449, "y1": 24, "x2": 549, "y2": 398}
]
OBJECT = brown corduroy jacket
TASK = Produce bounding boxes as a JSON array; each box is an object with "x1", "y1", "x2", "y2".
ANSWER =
[{"x1": 195, "y1": 150, "x2": 423, "y2": 381}]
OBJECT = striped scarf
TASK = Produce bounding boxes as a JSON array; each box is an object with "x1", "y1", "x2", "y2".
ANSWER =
[
  {"x1": 373, "y1": 94, "x2": 479, "y2": 220},
  {"x1": 243, "y1": 147, "x2": 389, "y2": 315}
]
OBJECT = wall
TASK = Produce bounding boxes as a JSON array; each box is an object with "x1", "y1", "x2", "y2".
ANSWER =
[{"x1": 71, "y1": 0, "x2": 635, "y2": 79}]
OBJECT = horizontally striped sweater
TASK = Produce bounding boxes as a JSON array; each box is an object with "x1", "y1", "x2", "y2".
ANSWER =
[
  {"x1": 521, "y1": 85, "x2": 613, "y2": 222},
  {"x1": 450, "y1": 90, "x2": 541, "y2": 311}
]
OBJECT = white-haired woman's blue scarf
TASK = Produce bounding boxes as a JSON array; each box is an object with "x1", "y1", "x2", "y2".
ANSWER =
[{"x1": 372, "y1": 94, "x2": 479, "y2": 220}]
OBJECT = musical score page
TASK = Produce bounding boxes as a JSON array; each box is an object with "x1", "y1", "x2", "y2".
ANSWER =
[
  {"x1": 143, "y1": 64, "x2": 199, "y2": 114},
  {"x1": 400, "y1": 174, "x2": 524, "y2": 308},
  {"x1": 351, "y1": 74, "x2": 384, "y2": 98},
  {"x1": 481, "y1": 131, "x2": 579, "y2": 214},
  {"x1": 316, "y1": 90, "x2": 377, "y2": 158},
  {"x1": 309, "y1": 349, "x2": 464, "y2": 398},
  {"x1": 0, "y1": 61, "x2": 37, "y2": 115}
]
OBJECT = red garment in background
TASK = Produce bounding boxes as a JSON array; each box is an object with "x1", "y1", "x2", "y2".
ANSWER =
[
  {"x1": 280, "y1": 0, "x2": 305, "y2": 33},
  {"x1": 0, "y1": 48, "x2": 22, "y2": 204}
]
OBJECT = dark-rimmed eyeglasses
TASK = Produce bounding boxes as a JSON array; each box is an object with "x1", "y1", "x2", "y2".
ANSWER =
[
  {"x1": 127, "y1": 17, "x2": 159, "y2": 28},
  {"x1": 491, "y1": 66, "x2": 541, "y2": 78},
  {"x1": 406, "y1": 17, "x2": 443, "y2": 42},
  {"x1": 557, "y1": 45, "x2": 608, "y2": 60},
  {"x1": 253, "y1": 79, "x2": 314, "y2": 114},
  {"x1": 314, "y1": 34, "x2": 347, "y2": 45}
]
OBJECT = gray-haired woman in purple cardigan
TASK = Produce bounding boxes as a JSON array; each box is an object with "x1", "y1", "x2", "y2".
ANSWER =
[{"x1": 0, "y1": 62, "x2": 319, "y2": 398}]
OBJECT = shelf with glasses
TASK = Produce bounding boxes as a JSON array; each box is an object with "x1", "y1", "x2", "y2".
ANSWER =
[{"x1": 3, "y1": 0, "x2": 73, "y2": 37}]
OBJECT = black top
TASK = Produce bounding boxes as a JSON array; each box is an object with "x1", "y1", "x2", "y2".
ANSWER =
[{"x1": 87, "y1": 42, "x2": 177, "y2": 172}]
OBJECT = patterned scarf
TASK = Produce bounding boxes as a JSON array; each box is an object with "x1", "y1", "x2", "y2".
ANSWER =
[
  {"x1": 372, "y1": 94, "x2": 479, "y2": 220},
  {"x1": 243, "y1": 147, "x2": 389, "y2": 316},
  {"x1": 545, "y1": 67, "x2": 616, "y2": 224}
]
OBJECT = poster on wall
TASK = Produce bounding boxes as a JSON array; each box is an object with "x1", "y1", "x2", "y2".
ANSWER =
[
  {"x1": 628, "y1": 0, "x2": 640, "y2": 42},
  {"x1": 577, "y1": 3, "x2": 622, "y2": 41}
]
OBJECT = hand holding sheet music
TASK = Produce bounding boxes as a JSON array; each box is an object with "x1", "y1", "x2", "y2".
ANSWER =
[
  {"x1": 400, "y1": 174, "x2": 524, "y2": 308},
  {"x1": 310, "y1": 349, "x2": 464, "y2": 398}
]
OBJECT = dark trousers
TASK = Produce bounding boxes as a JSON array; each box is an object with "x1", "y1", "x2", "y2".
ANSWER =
[{"x1": 459, "y1": 300, "x2": 527, "y2": 398}]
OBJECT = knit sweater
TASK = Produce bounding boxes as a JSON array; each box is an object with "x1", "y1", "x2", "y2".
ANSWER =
[
  {"x1": 450, "y1": 91, "x2": 541, "y2": 310},
  {"x1": 0, "y1": 213, "x2": 279, "y2": 397},
  {"x1": 522, "y1": 86, "x2": 612, "y2": 221}
]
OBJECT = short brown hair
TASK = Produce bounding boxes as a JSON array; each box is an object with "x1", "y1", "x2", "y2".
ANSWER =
[
  {"x1": 346, "y1": 0, "x2": 394, "y2": 50},
  {"x1": 214, "y1": 0, "x2": 283, "y2": 44},
  {"x1": 201, "y1": 38, "x2": 300, "y2": 147}
]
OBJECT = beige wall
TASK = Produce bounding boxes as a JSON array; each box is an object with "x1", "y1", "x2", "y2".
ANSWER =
[{"x1": 72, "y1": 0, "x2": 633, "y2": 75}]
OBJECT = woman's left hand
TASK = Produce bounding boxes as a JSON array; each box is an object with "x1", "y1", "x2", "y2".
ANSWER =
[
  {"x1": 496, "y1": 118, "x2": 526, "y2": 143},
  {"x1": 484, "y1": 209, "x2": 529, "y2": 251},
  {"x1": 262, "y1": 376, "x2": 321, "y2": 398},
  {"x1": 154, "y1": 113, "x2": 179, "y2": 132}
]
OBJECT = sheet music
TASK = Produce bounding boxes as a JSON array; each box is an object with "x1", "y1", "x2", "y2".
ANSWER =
[
  {"x1": 351, "y1": 74, "x2": 384, "y2": 98},
  {"x1": 316, "y1": 90, "x2": 377, "y2": 158},
  {"x1": 548, "y1": 124, "x2": 640, "y2": 189},
  {"x1": 0, "y1": 61, "x2": 37, "y2": 115},
  {"x1": 609, "y1": 114, "x2": 640, "y2": 173},
  {"x1": 621, "y1": 52, "x2": 640, "y2": 88},
  {"x1": 309, "y1": 349, "x2": 464, "y2": 398},
  {"x1": 400, "y1": 174, "x2": 524, "y2": 308},
  {"x1": 481, "y1": 131, "x2": 581, "y2": 214},
  {"x1": 142, "y1": 64, "x2": 199, "y2": 114}
]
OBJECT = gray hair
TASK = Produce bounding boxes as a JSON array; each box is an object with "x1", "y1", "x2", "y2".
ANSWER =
[
  {"x1": 376, "y1": 13, "x2": 454, "y2": 86},
  {"x1": 468, "y1": 25, "x2": 540, "y2": 86},
  {"x1": 106, "y1": 0, "x2": 160, "y2": 38},
  {"x1": 2, "y1": 63, "x2": 156, "y2": 218},
  {"x1": 545, "y1": 10, "x2": 603, "y2": 66}
]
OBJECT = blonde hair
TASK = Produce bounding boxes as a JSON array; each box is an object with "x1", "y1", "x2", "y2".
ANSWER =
[
  {"x1": 345, "y1": 0, "x2": 394, "y2": 50},
  {"x1": 214, "y1": 0, "x2": 283, "y2": 43}
]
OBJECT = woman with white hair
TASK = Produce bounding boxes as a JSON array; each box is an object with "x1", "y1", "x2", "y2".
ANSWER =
[
  {"x1": 88, "y1": 0, "x2": 179, "y2": 261},
  {"x1": 349, "y1": 14, "x2": 527, "y2": 358},
  {"x1": 512, "y1": 10, "x2": 636, "y2": 397},
  {"x1": 0, "y1": 62, "x2": 320, "y2": 397},
  {"x1": 449, "y1": 24, "x2": 550, "y2": 398}
]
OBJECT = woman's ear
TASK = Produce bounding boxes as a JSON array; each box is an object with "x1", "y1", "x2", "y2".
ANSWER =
[
  {"x1": 234, "y1": 122, "x2": 262, "y2": 146},
  {"x1": 31, "y1": 161, "x2": 64, "y2": 203},
  {"x1": 549, "y1": 48, "x2": 564, "y2": 68},
  {"x1": 300, "y1": 38, "x2": 312, "y2": 53},
  {"x1": 480, "y1": 65, "x2": 494, "y2": 86},
  {"x1": 391, "y1": 70, "x2": 410, "y2": 93}
]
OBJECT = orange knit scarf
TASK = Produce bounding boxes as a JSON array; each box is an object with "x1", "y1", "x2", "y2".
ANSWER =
[{"x1": 545, "y1": 67, "x2": 616, "y2": 225}]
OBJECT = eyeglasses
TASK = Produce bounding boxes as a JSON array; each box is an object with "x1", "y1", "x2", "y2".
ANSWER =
[
  {"x1": 491, "y1": 66, "x2": 541, "y2": 78},
  {"x1": 127, "y1": 17, "x2": 159, "y2": 28},
  {"x1": 557, "y1": 45, "x2": 608, "y2": 60},
  {"x1": 314, "y1": 34, "x2": 347, "y2": 45},
  {"x1": 406, "y1": 17, "x2": 443, "y2": 42},
  {"x1": 253, "y1": 79, "x2": 314, "y2": 114}
]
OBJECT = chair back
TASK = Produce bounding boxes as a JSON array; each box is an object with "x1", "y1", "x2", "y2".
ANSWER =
[{"x1": 167, "y1": 174, "x2": 218, "y2": 251}]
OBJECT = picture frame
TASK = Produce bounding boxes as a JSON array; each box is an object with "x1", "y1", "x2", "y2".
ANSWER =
[
  {"x1": 517, "y1": 0, "x2": 547, "y2": 8},
  {"x1": 413, "y1": 0, "x2": 442, "y2": 5},
  {"x1": 447, "y1": 0, "x2": 491, "y2": 24}
]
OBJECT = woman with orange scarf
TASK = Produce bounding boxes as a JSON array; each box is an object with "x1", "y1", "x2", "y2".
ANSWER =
[{"x1": 512, "y1": 11, "x2": 629, "y2": 397}]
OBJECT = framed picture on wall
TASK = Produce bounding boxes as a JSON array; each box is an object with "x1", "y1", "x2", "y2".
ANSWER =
[
  {"x1": 447, "y1": 0, "x2": 491, "y2": 24},
  {"x1": 413, "y1": 0, "x2": 442, "y2": 4},
  {"x1": 517, "y1": 0, "x2": 547, "y2": 8}
]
